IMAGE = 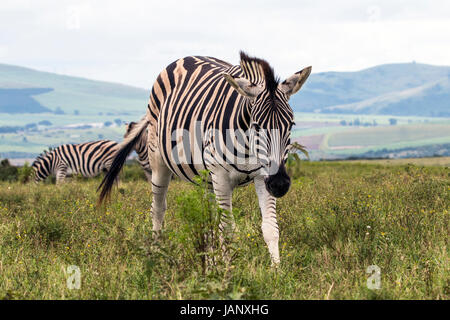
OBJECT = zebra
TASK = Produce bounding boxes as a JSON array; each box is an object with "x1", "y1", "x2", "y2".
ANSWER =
[
  {"x1": 32, "y1": 140, "x2": 119, "y2": 183},
  {"x1": 99, "y1": 52, "x2": 311, "y2": 265},
  {"x1": 124, "y1": 121, "x2": 152, "y2": 182}
]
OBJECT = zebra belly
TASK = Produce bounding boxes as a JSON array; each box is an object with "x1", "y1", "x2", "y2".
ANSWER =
[
  {"x1": 229, "y1": 163, "x2": 263, "y2": 187},
  {"x1": 158, "y1": 134, "x2": 262, "y2": 186},
  {"x1": 203, "y1": 142, "x2": 263, "y2": 189},
  {"x1": 161, "y1": 146, "x2": 207, "y2": 183}
]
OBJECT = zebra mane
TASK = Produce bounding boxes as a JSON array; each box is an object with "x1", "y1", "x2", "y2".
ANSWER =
[
  {"x1": 34, "y1": 149, "x2": 52, "y2": 162},
  {"x1": 239, "y1": 51, "x2": 279, "y2": 93}
]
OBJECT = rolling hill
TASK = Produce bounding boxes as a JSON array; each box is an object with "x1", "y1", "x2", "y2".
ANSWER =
[
  {"x1": 1, "y1": 61, "x2": 449, "y2": 117},
  {"x1": 0, "y1": 63, "x2": 149, "y2": 115},
  {"x1": 0, "y1": 62, "x2": 449, "y2": 160},
  {"x1": 0, "y1": 88, "x2": 53, "y2": 113},
  {"x1": 291, "y1": 62, "x2": 450, "y2": 117},
  {"x1": 321, "y1": 78, "x2": 450, "y2": 117}
]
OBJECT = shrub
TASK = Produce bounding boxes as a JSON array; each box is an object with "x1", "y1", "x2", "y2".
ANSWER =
[
  {"x1": 121, "y1": 161, "x2": 148, "y2": 182},
  {"x1": 18, "y1": 162, "x2": 33, "y2": 183},
  {"x1": 0, "y1": 159, "x2": 18, "y2": 182},
  {"x1": 170, "y1": 170, "x2": 228, "y2": 274}
]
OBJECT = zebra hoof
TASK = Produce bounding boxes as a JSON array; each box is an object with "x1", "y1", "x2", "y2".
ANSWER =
[{"x1": 270, "y1": 259, "x2": 280, "y2": 268}]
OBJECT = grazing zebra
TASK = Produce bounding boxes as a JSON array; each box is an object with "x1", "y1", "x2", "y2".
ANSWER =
[
  {"x1": 99, "y1": 52, "x2": 311, "y2": 265},
  {"x1": 32, "y1": 140, "x2": 119, "y2": 183},
  {"x1": 125, "y1": 121, "x2": 152, "y2": 182}
]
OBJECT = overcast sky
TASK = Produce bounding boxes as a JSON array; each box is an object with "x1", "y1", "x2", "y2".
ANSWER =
[{"x1": 1, "y1": 0, "x2": 450, "y2": 88}]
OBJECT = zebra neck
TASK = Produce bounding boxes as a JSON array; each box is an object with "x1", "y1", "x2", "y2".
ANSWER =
[{"x1": 236, "y1": 97, "x2": 252, "y2": 132}]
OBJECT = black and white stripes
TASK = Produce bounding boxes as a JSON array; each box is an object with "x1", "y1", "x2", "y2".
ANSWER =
[
  {"x1": 99, "y1": 51, "x2": 311, "y2": 265},
  {"x1": 125, "y1": 121, "x2": 152, "y2": 182},
  {"x1": 32, "y1": 140, "x2": 119, "y2": 183}
]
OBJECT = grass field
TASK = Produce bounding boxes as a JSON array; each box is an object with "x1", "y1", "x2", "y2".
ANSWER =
[{"x1": 0, "y1": 160, "x2": 448, "y2": 299}]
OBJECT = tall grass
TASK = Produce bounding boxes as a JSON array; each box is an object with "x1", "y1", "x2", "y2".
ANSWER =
[{"x1": 0, "y1": 161, "x2": 448, "y2": 299}]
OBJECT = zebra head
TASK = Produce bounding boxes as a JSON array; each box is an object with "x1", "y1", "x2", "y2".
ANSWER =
[
  {"x1": 124, "y1": 121, "x2": 136, "y2": 138},
  {"x1": 224, "y1": 52, "x2": 311, "y2": 198},
  {"x1": 31, "y1": 152, "x2": 53, "y2": 182}
]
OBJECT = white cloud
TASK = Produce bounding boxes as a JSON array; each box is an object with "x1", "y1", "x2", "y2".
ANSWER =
[{"x1": 1, "y1": 0, "x2": 450, "y2": 88}]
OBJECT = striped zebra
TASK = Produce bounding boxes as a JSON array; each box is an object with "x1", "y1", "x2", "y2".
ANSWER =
[
  {"x1": 99, "y1": 52, "x2": 311, "y2": 265},
  {"x1": 32, "y1": 140, "x2": 119, "y2": 183},
  {"x1": 124, "y1": 121, "x2": 152, "y2": 182}
]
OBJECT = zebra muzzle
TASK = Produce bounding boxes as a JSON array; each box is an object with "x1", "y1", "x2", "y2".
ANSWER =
[{"x1": 264, "y1": 164, "x2": 291, "y2": 198}]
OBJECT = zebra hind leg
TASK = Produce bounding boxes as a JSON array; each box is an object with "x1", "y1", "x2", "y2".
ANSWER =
[
  {"x1": 150, "y1": 164, "x2": 172, "y2": 238},
  {"x1": 211, "y1": 174, "x2": 235, "y2": 264},
  {"x1": 56, "y1": 167, "x2": 67, "y2": 184}
]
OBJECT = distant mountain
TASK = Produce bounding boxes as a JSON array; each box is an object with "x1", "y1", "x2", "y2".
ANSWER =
[
  {"x1": 321, "y1": 78, "x2": 450, "y2": 117},
  {"x1": 1, "y1": 62, "x2": 449, "y2": 117},
  {"x1": 291, "y1": 62, "x2": 450, "y2": 117},
  {"x1": 0, "y1": 64, "x2": 149, "y2": 115}
]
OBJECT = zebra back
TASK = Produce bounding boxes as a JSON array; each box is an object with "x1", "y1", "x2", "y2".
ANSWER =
[{"x1": 32, "y1": 140, "x2": 119, "y2": 182}]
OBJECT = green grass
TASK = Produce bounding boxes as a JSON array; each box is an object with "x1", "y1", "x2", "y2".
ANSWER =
[{"x1": 0, "y1": 161, "x2": 448, "y2": 299}]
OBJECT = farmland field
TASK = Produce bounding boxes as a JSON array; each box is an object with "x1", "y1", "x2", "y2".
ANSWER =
[
  {"x1": 0, "y1": 127, "x2": 126, "y2": 154},
  {"x1": 291, "y1": 113, "x2": 450, "y2": 159},
  {"x1": 1, "y1": 111, "x2": 449, "y2": 161},
  {"x1": 0, "y1": 160, "x2": 448, "y2": 299},
  {"x1": 343, "y1": 156, "x2": 450, "y2": 167},
  {"x1": 327, "y1": 124, "x2": 450, "y2": 148}
]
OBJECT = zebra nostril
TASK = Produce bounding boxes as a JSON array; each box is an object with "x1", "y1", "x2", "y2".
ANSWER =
[
  {"x1": 264, "y1": 166, "x2": 291, "y2": 198},
  {"x1": 266, "y1": 177, "x2": 290, "y2": 198}
]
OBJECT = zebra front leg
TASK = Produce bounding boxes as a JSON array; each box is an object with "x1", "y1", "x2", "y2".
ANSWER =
[
  {"x1": 254, "y1": 176, "x2": 280, "y2": 265},
  {"x1": 150, "y1": 165, "x2": 172, "y2": 238}
]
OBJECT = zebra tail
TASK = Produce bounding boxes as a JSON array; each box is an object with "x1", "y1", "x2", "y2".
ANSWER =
[{"x1": 97, "y1": 117, "x2": 149, "y2": 205}]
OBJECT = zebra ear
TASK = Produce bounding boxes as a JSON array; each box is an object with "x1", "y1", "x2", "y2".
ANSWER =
[
  {"x1": 124, "y1": 121, "x2": 136, "y2": 137},
  {"x1": 223, "y1": 73, "x2": 264, "y2": 98},
  {"x1": 127, "y1": 122, "x2": 136, "y2": 130},
  {"x1": 279, "y1": 66, "x2": 312, "y2": 98}
]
